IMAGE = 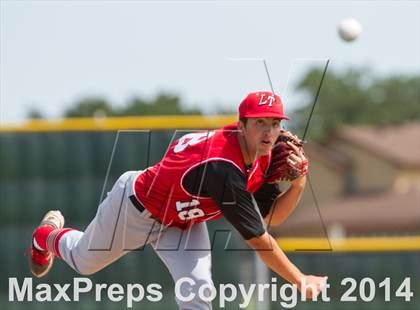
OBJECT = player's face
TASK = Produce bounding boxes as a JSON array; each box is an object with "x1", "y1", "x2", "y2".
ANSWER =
[{"x1": 242, "y1": 118, "x2": 282, "y2": 156}]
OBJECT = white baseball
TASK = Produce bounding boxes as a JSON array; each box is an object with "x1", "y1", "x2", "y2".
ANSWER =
[{"x1": 338, "y1": 18, "x2": 362, "y2": 42}]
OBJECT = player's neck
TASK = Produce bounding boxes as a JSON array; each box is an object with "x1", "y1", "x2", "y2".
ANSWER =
[{"x1": 236, "y1": 133, "x2": 256, "y2": 166}]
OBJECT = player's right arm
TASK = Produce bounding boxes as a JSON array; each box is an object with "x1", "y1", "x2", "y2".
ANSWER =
[
  {"x1": 203, "y1": 161, "x2": 326, "y2": 298},
  {"x1": 246, "y1": 232, "x2": 327, "y2": 298}
]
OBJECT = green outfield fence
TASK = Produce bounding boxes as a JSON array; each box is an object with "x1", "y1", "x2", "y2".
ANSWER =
[{"x1": 1, "y1": 116, "x2": 419, "y2": 310}]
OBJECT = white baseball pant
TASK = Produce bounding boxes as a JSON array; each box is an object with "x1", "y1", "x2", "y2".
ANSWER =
[{"x1": 57, "y1": 171, "x2": 214, "y2": 310}]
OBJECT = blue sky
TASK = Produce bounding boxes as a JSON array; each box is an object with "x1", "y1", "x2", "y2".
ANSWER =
[{"x1": 1, "y1": 1, "x2": 419, "y2": 123}]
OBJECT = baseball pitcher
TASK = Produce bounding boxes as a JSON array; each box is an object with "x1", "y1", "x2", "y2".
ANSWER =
[{"x1": 29, "y1": 91, "x2": 327, "y2": 309}]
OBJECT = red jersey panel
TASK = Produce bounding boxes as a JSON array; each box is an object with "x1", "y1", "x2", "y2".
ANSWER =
[{"x1": 134, "y1": 123, "x2": 270, "y2": 228}]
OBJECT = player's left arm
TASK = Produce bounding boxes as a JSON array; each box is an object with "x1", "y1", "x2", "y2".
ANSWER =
[
  {"x1": 261, "y1": 132, "x2": 309, "y2": 226},
  {"x1": 263, "y1": 175, "x2": 306, "y2": 226}
]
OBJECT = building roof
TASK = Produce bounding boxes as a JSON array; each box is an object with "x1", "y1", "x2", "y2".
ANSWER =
[
  {"x1": 305, "y1": 142, "x2": 351, "y2": 172},
  {"x1": 270, "y1": 186, "x2": 420, "y2": 237},
  {"x1": 335, "y1": 122, "x2": 420, "y2": 168}
]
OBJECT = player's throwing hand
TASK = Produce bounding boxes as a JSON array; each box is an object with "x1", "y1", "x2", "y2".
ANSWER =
[{"x1": 298, "y1": 275, "x2": 329, "y2": 300}]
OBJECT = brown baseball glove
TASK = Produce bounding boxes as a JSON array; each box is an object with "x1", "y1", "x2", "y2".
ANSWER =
[{"x1": 265, "y1": 129, "x2": 309, "y2": 183}]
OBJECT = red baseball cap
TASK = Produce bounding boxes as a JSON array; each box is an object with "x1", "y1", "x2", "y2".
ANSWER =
[{"x1": 238, "y1": 91, "x2": 290, "y2": 120}]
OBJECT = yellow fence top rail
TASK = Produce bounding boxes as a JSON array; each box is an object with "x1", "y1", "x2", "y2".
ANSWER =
[
  {"x1": 0, "y1": 115, "x2": 238, "y2": 132},
  {"x1": 277, "y1": 236, "x2": 420, "y2": 253}
]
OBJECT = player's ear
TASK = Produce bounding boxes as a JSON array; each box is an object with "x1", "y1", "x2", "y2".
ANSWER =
[
  {"x1": 238, "y1": 123, "x2": 245, "y2": 136},
  {"x1": 238, "y1": 118, "x2": 247, "y2": 136}
]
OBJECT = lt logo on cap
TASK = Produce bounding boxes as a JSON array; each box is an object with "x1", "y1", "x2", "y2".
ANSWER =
[{"x1": 257, "y1": 94, "x2": 276, "y2": 107}]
